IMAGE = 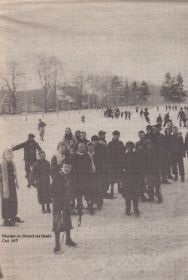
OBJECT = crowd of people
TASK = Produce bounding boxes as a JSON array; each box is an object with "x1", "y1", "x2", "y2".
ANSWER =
[{"x1": 0, "y1": 109, "x2": 188, "y2": 254}]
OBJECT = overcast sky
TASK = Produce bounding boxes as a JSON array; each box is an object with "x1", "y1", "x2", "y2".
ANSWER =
[{"x1": 0, "y1": 1, "x2": 188, "y2": 89}]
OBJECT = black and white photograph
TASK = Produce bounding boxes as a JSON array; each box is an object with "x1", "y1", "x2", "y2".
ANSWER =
[{"x1": 0, "y1": 0, "x2": 188, "y2": 279}]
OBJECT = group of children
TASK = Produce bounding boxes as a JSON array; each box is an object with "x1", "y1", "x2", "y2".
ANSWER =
[{"x1": 0, "y1": 110, "x2": 187, "y2": 254}]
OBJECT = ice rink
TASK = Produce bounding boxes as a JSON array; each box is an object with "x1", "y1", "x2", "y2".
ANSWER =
[{"x1": 0, "y1": 106, "x2": 188, "y2": 280}]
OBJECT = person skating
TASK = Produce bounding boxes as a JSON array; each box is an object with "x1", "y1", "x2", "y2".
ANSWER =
[
  {"x1": 152, "y1": 123, "x2": 171, "y2": 184},
  {"x1": 121, "y1": 142, "x2": 140, "y2": 217},
  {"x1": 177, "y1": 108, "x2": 187, "y2": 128},
  {"x1": 143, "y1": 108, "x2": 150, "y2": 123},
  {"x1": 51, "y1": 159, "x2": 77, "y2": 254},
  {"x1": 156, "y1": 114, "x2": 163, "y2": 126},
  {"x1": 38, "y1": 119, "x2": 46, "y2": 141},
  {"x1": 170, "y1": 127, "x2": 185, "y2": 182},
  {"x1": 81, "y1": 115, "x2": 86, "y2": 123},
  {"x1": 12, "y1": 134, "x2": 41, "y2": 187},
  {"x1": 108, "y1": 130, "x2": 124, "y2": 197},
  {"x1": 164, "y1": 127, "x2": 173, "y2": 179},
  {"x1": 135, "y1": 131, "x2": 148, "y2": 201},
  {"x1": 0, "y1": 149, "x2": 24, "y2": 226},
  {"x1": 95, "y1": 130, "x2": 110, "y2": 199},
  {"x1": 185, "y1": 131, "x2": 188, "y2": 157},
  {"x1": 71, "y1": 143, "x2": 92, "y2": 214},
  {"x1": 144, "y1": 140, "x2": 163, "y2": 203},
  {"x1": 163, "y1": 112, "x2": 170, "y2": 127},
  {"x1": 29, "y1": 151, "x2": 52, "y2": 213}
]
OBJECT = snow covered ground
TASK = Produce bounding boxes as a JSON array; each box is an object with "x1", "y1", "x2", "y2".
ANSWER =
[{"x1": 0, "y1": 106, "x2": 188, "y2": 280}]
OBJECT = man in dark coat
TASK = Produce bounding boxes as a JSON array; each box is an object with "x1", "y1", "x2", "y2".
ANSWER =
[
  {"x1": 71, "y1": 142, "x2": 92, "y2": 213},
  {"x1": 170, "y1": 127, "x2": 185, "y2": 182},
  {"x1": 108, "y1": 130, "x2": 124, "y2": 196},
  {"x1": 12, "y1": 134, "x2": 41, "y2": 187},
  {"x1": 163, "y1": 112, "x2": 170, "y2": 127},
  {"x1": 51, "y1": 159, "x2": 77, "y2": 253},
  {"x1": 152, "y1": 124, "x2": 171, "y2": 184},
  {"x1": 135, "y1": 131, "x2": 147, "y2": 201},
  {"x1": 121, "y1": 142, "x2": 140, "y2": 216},
  {"x1": 144, "y1": 140, "x2": 163, "y2": 203},
  {"x1": 145, "y1": 125, "x2": 154, "y2": 142},
  {"x1": 185, "y1": 131, "x2": 188, "y2": 157},
  {"x1": 177, "y1": 108, "x2": 187, "y2": 128},
  {"x1": 29, "y1": 151, "x2": 52, "y2": 213},
  {"x1": 164, "y1": 127, "x2": 173, "y2": 179},
  {"x1": 95, "y1": 130, "x2": 110, "y2": 198}
]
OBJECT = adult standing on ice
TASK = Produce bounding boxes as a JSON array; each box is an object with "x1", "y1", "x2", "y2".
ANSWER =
[
  {"x1": 0, "y1": 149, "x2": 24, "y2": 226},
  {"x1": 38, "y1": 119, "x2": 46, "y2": 141},
  {"x1": 29, "y1": 150, "x2": 52, "y2": 214},
  {"x1": 12, "y1": 134, "x2": 41, "y2": 188}
]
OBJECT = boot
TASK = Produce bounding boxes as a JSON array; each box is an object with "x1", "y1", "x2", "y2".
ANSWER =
[
  {"x1": 148, "y1": 196, "x2": 154, "y2": 202},
  {"x1": 181, "y1": 175, "x2": 185, "y2": 183},
  {"x1": 162, "y1": 179, "x2": 171, "y2": 184},
  {"x1": 134, "y1": 208, "x2": 140, "y2": 217},
  {"x1": 174, "y1": 175, "x2": 178, "y2": 182},
  {"x1": 46, "y1": 204, "x2": 51, "y2": 213},
  {"x1": 54, "y1": 233, "x2": 61, "y2": 253},
  {"x1": 42, "y1": 204, "x2": 46, "y2": 214},
  {"x1": 65, "y1": 230, "x2": 77, "y2": 247},
  {"x1": 3, "y1": 219, "x2": 15, "y2": 226},
  {"x1": 87, "y1": 202, "x2": 95, "y2": 215},
  {"x1": 125, "y1": 209, "x2": 131, "y2": 216}
]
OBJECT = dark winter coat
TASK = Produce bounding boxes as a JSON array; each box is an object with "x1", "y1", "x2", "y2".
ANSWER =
[
  {"x1": 50, "y1": 153, "x2": 67, "y2": 178},
  {"x1": 144, "y1": 149, "x2": 160, "y2": 176},
  {"x1": 152, "y1": 133, "x2": 166, "y2": 162},
  {"x1": 121, "y1": 151, "x2": 140, "y2": 196},
  {"x1": 94, "y1": 140, "x2": 109, "y2": 174},
  {"x1": 0, "y1": 162, "x2": 18, "y2": 220},
  {"x1": 51, "y1": 171, "x2": 73, "y2": 209},
  {"x1": 108, "y1": 139, "x2": 124, "y2": 173},
  {"x1": 170, "y1": 134, "x2": 185, "y2": 159},
  {"x1": 12, "y1": 140, "x2": 41, "y2": 163},
  {"x1": 71, "y1": 152, "x2": 92, "y2": 191},
  {"x1": 29, "y1": 159, "x2": 51, "y2": 204},
  {"x1": 185, "y1": 132, "x2": 188, "y2": 154},
  {"x1": 144, "y1": 148, "x2": 161, "y2": 186}
]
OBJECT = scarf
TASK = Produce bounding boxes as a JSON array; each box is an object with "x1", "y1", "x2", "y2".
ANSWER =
[
  {"x1": 55, "y1": 151, "x2": 66, "y2": 165},
  {"x1": 88, "y1": 152, "x2": 96, "y2": 173},
  {"x1": 0, "y1": 160, "x2": 18, "y2": 199}
]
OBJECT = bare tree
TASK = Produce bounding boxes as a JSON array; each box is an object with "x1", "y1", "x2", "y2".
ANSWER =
[
  {"x1": 37, "y1": 55, "x2": 62, "y2": 112},
  {"x1": 1, "y1": 62, "x2": 23, "y2": 114}
]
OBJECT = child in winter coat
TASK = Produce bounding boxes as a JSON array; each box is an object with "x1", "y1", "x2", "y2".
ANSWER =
[{"x1": 121, "y1": 142, "x2": 140, "y2": 217}]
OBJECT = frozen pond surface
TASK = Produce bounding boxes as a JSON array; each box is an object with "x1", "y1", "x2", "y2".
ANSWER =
[{"x1": 0, "y1": 106, "x2": 188, "y2": 280}]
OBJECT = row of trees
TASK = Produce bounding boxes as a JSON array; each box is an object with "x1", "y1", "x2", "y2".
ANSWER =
[
  {"x1": 160, "y1": 73, "x2": 186, "y2": 103},
  {"x1": 0, "y1": 56, "x2": 187, "y2": 114}
]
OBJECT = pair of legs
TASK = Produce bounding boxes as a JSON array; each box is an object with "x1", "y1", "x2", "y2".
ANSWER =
[
  {"x1": 148, "y1": 185, "x2": 163, "y2": 203},
  {"x1": 25, "y1": 160, "x2": 35, "y2": 187},
  {"x1": 53, "y1": 206, "x2": 77, "y2": 253},
  {"x1": 172, "y1": 157, "x2": 185, "y2": 182},
  {"x1": 41, "y1": 203, "x2": 51, "y2": 213},
  {"x1": 125, "y1": 193, "x2": 140, "y2": 216}
]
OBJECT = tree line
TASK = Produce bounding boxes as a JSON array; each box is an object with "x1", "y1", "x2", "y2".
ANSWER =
[{"x1": 0, "y1": 56, "x2": 187, "y2": 114}]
